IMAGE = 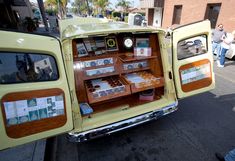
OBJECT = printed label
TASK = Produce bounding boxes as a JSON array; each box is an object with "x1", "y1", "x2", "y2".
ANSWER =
[
  {"x1": 3, "y1": 95, "x2": 64, "y2": 126},
  {"x1": 181, "y1": 63, "x2": 211, "y2": 85}
]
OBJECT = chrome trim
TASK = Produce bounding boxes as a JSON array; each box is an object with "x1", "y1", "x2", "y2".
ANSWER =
[{"x1": 67, "y1": 102, "x2": 178, "y2": 142}]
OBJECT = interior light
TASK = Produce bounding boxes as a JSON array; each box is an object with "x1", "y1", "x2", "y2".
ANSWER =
[{"x1": 73, "y1": 62, "x2": 84, "y2": 70}]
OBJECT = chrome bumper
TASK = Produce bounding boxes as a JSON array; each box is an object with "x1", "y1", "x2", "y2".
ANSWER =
[{"x1": 67, "y1": 102, "x2": 178, "y2": 142}]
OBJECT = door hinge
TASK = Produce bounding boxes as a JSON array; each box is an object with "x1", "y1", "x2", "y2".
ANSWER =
[
  {"x1": 160, "y1": 42, "x2": 171, "y2": 49},
  {"x1": 70, "y1": 90, "x2": 75, "y2": 103}
]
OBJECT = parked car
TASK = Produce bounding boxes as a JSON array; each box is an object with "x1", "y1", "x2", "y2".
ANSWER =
[
  {"x1": 66, "y1": 14, "x2": 73, "y2": 19},
  {"x1": 0, "y1": 18, "x2": 215, "y2": 150},
  {"x1": 226, "y1": 41, "x2": 235, "y2": 60},
  {"x1": 96, "y1": 14, "x2": 104, "y2": 18}
]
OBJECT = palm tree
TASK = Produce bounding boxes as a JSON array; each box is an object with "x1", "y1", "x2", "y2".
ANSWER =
[
  {"x1": 116, "y1": 0, "x2": 131, "y2": 13},
  {"x1": 45, "y1": 0, "x2": 68, "y2": 18},
  {"x1": 75, "y1": 0, "x2": 91, "y2": 15},
  {"x1": 93, "y1": 0, "x2": 110, "y2": 16}
]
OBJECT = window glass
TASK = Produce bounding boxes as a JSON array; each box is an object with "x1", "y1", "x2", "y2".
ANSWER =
[
  {"x1": 0, "y1": 52, "x2": 59, "y2": 84},
  {"x1": 172, "y1": 5, "x2": 182, "y2": 25},
  {"x1": 177, "y1": 35, "x2": 208, "y2": 60}
]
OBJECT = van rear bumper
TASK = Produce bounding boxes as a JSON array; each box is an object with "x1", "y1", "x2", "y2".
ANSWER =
[{"x1": 67, "y1": 101, "x2": 178, "y2": 142}]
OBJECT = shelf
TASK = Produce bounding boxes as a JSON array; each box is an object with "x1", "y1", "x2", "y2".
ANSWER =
[
  {"x1": 129, "y1": 77, "x2": 164, "y2": 93},
  {"x1": 122, "y1": 72, "x2": 164, "y2": 93},
  {"x1": 72, "y1": 33, "x2": 165, "y2": 108},
  {"x1": 121, "y1": 67, "x2": 150, "y2": 74},
  {"x1": 75, "y1": 52, "x2": 119, "y2": 61},
  {"x1": 84, "y1": 93, "x2": 162, "y2": 116},
  {"x1": 83, "y1": 71, "x2": 119, "y2": 80},
  {"x1": 85, "y1": 76, "x2": 131, "y2": 104},
  {"x1": 83, "y1": 64, "x2": 115, "y2": 70},
  {"x1": 119, "y1": 55, "x2": 157, "y2": 62}
]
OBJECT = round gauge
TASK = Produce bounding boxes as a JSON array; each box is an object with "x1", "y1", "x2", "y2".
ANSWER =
[{"x1": 124, "y1": 38, "x2": 133, "y2": 49}]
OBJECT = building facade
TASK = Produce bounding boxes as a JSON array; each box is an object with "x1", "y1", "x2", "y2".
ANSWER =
[
  {"x1": 140, "y1": 0, "x2": 235, "y2": 32},
  {"x1": 0, "y1": 0, "x2": 33, "y2": 29}
]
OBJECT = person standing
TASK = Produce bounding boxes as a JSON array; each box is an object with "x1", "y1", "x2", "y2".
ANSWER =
[
  {"x1": 217, "y1": 31, "x2": 235, "y2": 67},
  {"x1": 212, "y1": 24, "x2": 226, "y2": 59}
]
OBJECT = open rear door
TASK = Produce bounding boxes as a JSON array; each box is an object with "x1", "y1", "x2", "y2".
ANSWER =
[
  {"x1": 172, "y1": 20, "x2": 215, "y2": 98},
  {"x1": 0, "y1": 31, "x2": 74, "y2": 150}
]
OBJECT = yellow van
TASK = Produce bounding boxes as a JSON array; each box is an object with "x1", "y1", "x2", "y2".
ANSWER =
[{"x1": 0, "y1": 18, "x2": 215, "y2": 150}]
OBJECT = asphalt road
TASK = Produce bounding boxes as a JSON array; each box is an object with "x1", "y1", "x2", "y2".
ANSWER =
[{"x1": 54, "y1": 60, "x2": 235, "y2": 161}]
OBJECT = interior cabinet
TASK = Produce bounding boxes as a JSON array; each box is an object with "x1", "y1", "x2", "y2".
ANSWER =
[{"x1": 72, "y1": 32, "x2": 164, "y2": 115}]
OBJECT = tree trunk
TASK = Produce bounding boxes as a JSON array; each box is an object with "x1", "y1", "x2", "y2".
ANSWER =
[
  {"x1": 85, "y1": 0, "x2": 90, "y2": 16},
  {"x1": 37, "y1": 0, "x2": 49, "y2": 31}
]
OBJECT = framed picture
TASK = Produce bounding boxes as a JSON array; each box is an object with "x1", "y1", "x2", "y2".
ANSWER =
[
  {"x1": 76, "y1": 43, "x2": 88, "y2": 57},
  {"x1": 94, "y1": 50, "x2": 102, "y2": 55},
  {"x1": 83, "y1": 38, "x2": 93, "y2": 52},
  {"x1": 134, "y1": 47, "x2": 152, "y2": 57},
  {"x1": 136, "y1": 38, "x2": 149, "y2": 48},
  {"x1": 94, "y1": 37, "x2": 106, "y2": 48},
  {"x1": 105, "y1": 37, "x2": 118, "y2": 51}
]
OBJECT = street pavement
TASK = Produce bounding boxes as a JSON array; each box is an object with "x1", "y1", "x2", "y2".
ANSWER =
[
  {"x1": 54, "y1": 59, "x2": 235, "y2": 161},
  {"x1": 0, "y1": 139, "x2": 46, "y2": 161}
]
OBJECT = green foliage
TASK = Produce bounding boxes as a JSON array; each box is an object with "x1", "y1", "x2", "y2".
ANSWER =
[
  {"x1": 44, "y1": 0, "x2": 67, "y2": 17},
  {"x1": 112, "y1": 11, "x2": 121, "y2": 18},
  {"x1": 112, "y1": 12, "x2": 129, "y2": 22},
  {"x1": 46, "y1": 8, "x2": 57, "y2": 16},
  {"x1": 71, "y1": 6, "x2": 79, "y2": 14},
  {"x1": 74, "y1": 0, "x2": 91, "y2": 15},
  {"x1": 93, "y1": 0, "x2": 109, "y2": 8},
  {"x1": 23, "y1": 17, "x2": 37, "y2": 32},
  {"x1": 115, "y1": 0, "x2": 131, "y2": 12},
  {"x1": 124, "y1": 12, "x2": 128, "y2": 16},
  {"x1": 45, "y1": 0, "x2": 67, "y2": 8},
  {"x1": 124, "y1": 15, "x2": 128, "y2": 22},
  {"x1": 113, "y1": 17, "x2": 121, "y2": 21},
  {"x1": 93, "y1": 0, "x2": 110, "y2": 15}
]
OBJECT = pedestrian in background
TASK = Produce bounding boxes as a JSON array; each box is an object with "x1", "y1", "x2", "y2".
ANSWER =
[
  {"x1": 217, "y1": 31, "x2": 235, "y2": 68},
  {"x1": 212, "y1": 24, "x2": 226, "y2": 59}
]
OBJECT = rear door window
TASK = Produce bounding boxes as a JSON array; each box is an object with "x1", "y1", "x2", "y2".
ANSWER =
[
  {"x1": 0, "y1": 52, "x2": 58, "y2": 84},
  {"x1": 177, "y1": 35, "x2": 208, "y2": 60}
]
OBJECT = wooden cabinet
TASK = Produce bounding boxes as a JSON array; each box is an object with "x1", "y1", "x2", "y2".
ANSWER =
[{"x1": 72, "y1": 33, "x2": 164, "y2": 112}]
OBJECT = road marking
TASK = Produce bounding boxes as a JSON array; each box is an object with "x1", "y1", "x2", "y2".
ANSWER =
[{"x1": 215, "y1": 72, "x2": 235, "y2": 84}]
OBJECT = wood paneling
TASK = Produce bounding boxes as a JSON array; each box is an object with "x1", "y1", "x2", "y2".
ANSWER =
[
  {"x1": 72, "y1": 33, "x2": 165, "y2": 112},
  {"x1": 179, "y1": 59, "x2": 212, "y2": 92},
  {"x1": 1, "y1": 88, "x2": 67, "y2": 138}
]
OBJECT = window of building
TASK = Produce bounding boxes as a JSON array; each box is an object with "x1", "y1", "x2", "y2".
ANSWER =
[
  {"x1": 0, "y1": 52, "x2": 59, "y2": 84},
  {"x1": 177, "y1": 35, "x2": 208, "y2": 60},
  {"x1": 204, "y1": 3, "x2": 221, "y2": 28},
  {"x1": 172, "y1": 5, "x2": 182, "y2": 25}
]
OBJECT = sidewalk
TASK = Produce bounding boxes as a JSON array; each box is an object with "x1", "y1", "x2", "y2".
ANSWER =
[{"x1": 0, "y1": 140, "x2": 46, "y2": 161}]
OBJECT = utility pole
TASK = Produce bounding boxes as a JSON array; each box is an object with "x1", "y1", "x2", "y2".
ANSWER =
[{"x1": 37, "y1": 0, "x2": 49, "y2": 31}]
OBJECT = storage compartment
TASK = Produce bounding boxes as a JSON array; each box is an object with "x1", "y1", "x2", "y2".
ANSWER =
[
  {"x1": 85, "y1": 76, "x2": 131, "y2": 104},
  {"x1": 72, "y1": 32, "x2": 165, "y2": 116},
  {"x1": 122, "y1": 71, "x2": 164, "y2": 93}
]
